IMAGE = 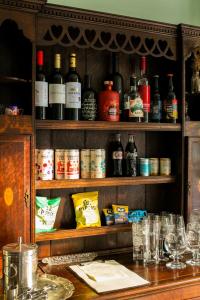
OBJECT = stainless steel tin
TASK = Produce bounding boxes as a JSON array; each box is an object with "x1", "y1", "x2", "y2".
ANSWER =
[
  {"x1": 80, "y1": 149, "x2": 90, "y2": 179},
  {"x1": 65, "y1": 149, "x2": 80, "y2": 179},
  {"x1": 90, "y1": 149, "x2": 106, "y2": 178},
  {"x1": 3, "y1": 238, "x2": 38, "y2": 294},
  {"x1": 55, "y1": 149, "x2": 65, "y2": 179}
]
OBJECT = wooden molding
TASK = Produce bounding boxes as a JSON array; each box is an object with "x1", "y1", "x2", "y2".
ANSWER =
[{"x1": 0, "y1": 0, "x2": 46, "y2": 12}]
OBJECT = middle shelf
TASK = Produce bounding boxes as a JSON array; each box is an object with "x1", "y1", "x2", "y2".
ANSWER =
[{"x1": 36, "y1": 176, "x2": 176, "y2": 190}]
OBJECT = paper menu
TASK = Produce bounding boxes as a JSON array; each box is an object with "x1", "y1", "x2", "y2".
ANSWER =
[{"x1": 69, "y1": 260, "x2": 150, "y2": 293}]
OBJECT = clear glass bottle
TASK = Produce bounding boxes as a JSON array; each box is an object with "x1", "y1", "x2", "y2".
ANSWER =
[
  {"x1": 128, "y1": 75, "x2": 144, "y2": 122},
  {"x1": 138, "y1": 56, "x2": 150, "y2": 122},
  {"x1": 111, "y1": 133, "x2": 124, "y2": 177},
  {"x1": 125, "y1": 134, "x2": 138, "y2": 177}
]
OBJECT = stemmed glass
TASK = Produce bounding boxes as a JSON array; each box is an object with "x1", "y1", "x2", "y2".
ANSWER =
[
  {"x1": 186, "y1": 222, "x2": 200, "y2": 266},
  {"x1": 164, "y1": 221, "x2": 187, "y2": 269}
]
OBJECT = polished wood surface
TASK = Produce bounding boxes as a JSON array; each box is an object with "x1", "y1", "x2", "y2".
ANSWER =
[
  {"x1": 36, "y1": 176, "x2": 176, "y2": 190},
  {"x1": 39, "y1": 252, "x2": 200, "y2": 300},
  {"x1": 185, "y1": 121, "x2": 200, "y2": 137},
  {"x1": 0, "y1": 115, "x2": 33, "y2": 135},
  {"x1": 36, "y1": 120, "x2": 181, "y2": 131}
]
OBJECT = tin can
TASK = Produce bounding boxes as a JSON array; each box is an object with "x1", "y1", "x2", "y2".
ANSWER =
[
  {"x1": 81, "y1": 149, "x2": 91, "y2": 179},
  {"x1": 36, "y1": 149, "x2": 54, "y2": 180},
  {"x1": 90, "y1": 149, "x2": 106, "y2": 178},
  {"x1": 149, "y1": 158, "x2": 159, "y2": 176},
  {"x1": 55, "y1": 149, "x2": 65, "y2": 179},
  {"x1": 160, "y1": 158, "x2": 171, "y2": 175},
  {"x1": 139, "y1": 158, "x2": 150, "y2": 176},
  {"x1": 65, "y1": 149, "x2": 80, "y2": 179}
]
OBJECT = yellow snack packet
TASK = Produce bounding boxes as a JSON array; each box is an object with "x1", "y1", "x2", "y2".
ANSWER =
[
  {"x1": 112, "y1": 204, "x2": 129, "y2": 224},
  {"x1": 72, "y1": 191, "x2": 101, "y2": 229}
]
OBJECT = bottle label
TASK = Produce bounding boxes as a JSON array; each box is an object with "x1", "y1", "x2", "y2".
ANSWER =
[
  {"x1": 139, "y1": 85, "x2": 150, "y2": 112},
  {"x1": 112, "y1": 151, "x2": 123, "y2": 159},
  {"x1": 152, "y1": 100, "x2": 162, "y2": 120},
  {"x1": 82, "y1": 98, "x2": 97, "y2": 120},
  {"x1": 164, "y1": 98, "x2": 178, "y2": 120},
  {"x1": 35, "y1": 81, "x2": 48, "y2": 107},
  {"x1": 66, "y1": 82, "x2": 81, "y2": 108},
  {"x1": 123, "y1": 97, "x2": 130, "y2": 110},
  {"x1": 49, "y1": 84, "x2": 65, "y2": 104},
  {"x1": 129, "y1": 97, "x2": 144, "y2": 118}
]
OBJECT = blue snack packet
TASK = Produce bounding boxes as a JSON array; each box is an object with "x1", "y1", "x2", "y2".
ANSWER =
[{"x1": 128, "y1": 210, "x2": 147, "y2": 223}]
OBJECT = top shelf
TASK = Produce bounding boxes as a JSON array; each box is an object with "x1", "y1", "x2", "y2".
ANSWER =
[
  {"x1": 36, "y1": 120, "x2": 181, "y2": 131},
  {"x1": 0, "y1": 75, "x2": 31, "y2": 84}
]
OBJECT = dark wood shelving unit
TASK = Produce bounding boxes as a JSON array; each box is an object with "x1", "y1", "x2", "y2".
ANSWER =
[
  {"x1": 36, "y1": 224, "x2": 132, "y2": 242},
  {"x1": 0, "y1": 75, "x2": 31, "y2": 84},
  {"x1": 0, "y1": 115, "x2": 33, "y2": 134},
  {"x1": 35, "y1": 175, "x2": 176, "y2": 190},
  {"x1": 185, "y1": 121, "x2": 200, "y2": 137},
  {"x1": 36, "y1": 120, "x2": 181, "y2": 131}
]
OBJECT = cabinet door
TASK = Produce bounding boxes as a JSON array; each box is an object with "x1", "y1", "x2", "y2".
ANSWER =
[
  {"x1": 187, "y1": 137, "x2": 200, "y2": 216},
  {"x1": 0, "y1": 135, "x2": 31, "y2": 246}
]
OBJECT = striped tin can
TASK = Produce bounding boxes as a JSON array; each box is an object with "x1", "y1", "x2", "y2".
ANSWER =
[
  {"x1": 80, "y1": 149, "x2": 91, "y2": 179},
  {"x1": 36, "y1": 149, "x2": 54, "y2": 180},
  {"x1": 90, "y1": 149, "x2": 106, "y2": 178},
  {"x1": 55, "y1": 149, "x2": 65, "y2": 179},
  {"x1": 64, "y1": 149, "x2": 80, "y2": 179}
]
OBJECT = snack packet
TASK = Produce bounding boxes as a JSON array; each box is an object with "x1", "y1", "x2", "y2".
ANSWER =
[
  {"x1": 72, "y1": 191, "x2": 101, "y2": 229},
  {"x1": 35, "y1": 196, "x2": 61, "y2": 233},
  {"x1": 103, "y1": 208, "x2": 115, "y2": 226},
  {"x1": 128, "y1": 210, "x2": 147, "y2": 223},
  {"x1": 112, "y1": 204, "x2": 129, "y2": 224}
]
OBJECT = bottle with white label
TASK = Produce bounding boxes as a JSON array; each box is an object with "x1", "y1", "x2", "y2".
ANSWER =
[
  {"x1": 49, "y1": 53, "x2": 65, "y2": 120},
  {"x1": 35, "y1": 50, "x2": 48, "y2": 119},
  {"x1": 65, "y1": 53, "x2": 81, "y2": 120}
]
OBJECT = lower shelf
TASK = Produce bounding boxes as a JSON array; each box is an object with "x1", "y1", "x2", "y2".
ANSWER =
[
  {"x1": 35, "y1": 224, "x2": 132, "y2": 242},
  {"x1": 36, "y1": 176, "x2": 176, "y2": 190}
]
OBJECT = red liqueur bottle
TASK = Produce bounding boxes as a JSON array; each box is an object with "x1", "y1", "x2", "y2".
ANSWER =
[{"x1": 98, "y1": 81, "x2": 120, "y2": 121}]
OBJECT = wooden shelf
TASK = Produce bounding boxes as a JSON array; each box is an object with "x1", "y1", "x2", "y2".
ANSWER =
[
  {"x1": 36, "y1": 120, "x2": 181, "y2": 131},
  {"x1": 35, "y1": 224, "x2": 132, "y2": 242},
  {"x1": 36, "y1": 176, "x2": 176, "y2": 190},
  {"x1": 0, "y1": 75, "x2": 31, "y2": 84},
  {"x1": 0, "y1": 115, "x2": 33, "y2": 134},
  {"x1": 185, "y1": 121, "x2": 200, "y2": 136}
]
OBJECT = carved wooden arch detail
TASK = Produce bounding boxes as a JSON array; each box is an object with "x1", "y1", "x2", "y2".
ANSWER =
[{"x1": 37, "y1": 21, "x2": 176, "y2": 60}]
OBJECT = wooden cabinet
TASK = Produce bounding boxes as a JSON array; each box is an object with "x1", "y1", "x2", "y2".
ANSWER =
[{"x1": 0, "y1": 135, "x2": 31, "y2": 245}]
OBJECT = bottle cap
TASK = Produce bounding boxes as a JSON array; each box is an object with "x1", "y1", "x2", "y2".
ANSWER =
[
  {"x1": 104, "y1": 81, "x2": 113, "y2": 85},
  {"x1": 153, "y1": 75, "x2": 159, "y2": 78},
  {"x1": 70, "y1": 53, "x2": 76, "y2": 57},
  {"x1": 167, "y1": 73, "x2": 173, "y2": 77},
  {"x1": 140, "y1": 56, "x2": 147, "y2": 71},
  {"x1": 37, "y1": 50, "x2": 43, "y2": 66}
]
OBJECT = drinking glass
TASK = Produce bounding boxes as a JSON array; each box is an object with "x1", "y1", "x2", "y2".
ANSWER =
[
  {"x1": 158, "y1": 215, "x2": 169, "y2": 261},
  {"x1": 164, "y1": 225, "x2": 187, "y2": 269},
  {"x1": 132, "y1": 222, "x2": 143, "y2": 261},
  {"x1": 186, "y1": 222, "x2": 200, "y2": 266}
]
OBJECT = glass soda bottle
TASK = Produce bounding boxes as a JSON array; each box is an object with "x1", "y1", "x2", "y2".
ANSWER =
[
  {"x1": 125, "y1": 134, "x2": 138, "y2": 176},
  {"x1": 111, "y1": 133, "x2": 124, "y2": 176}
]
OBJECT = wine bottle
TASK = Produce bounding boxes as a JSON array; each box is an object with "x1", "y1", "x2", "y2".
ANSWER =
[
  {"x1": 110, "y1": 53, "x2": 124, "y2": 120},
  {"x1": 138, "y1": 56, "x2": 150, "y2": 122},
  {"x1": 65, "y1": 53, "x2": 81, "y2": 120},
  {"x1": 49, "y1": 53, "x2": 65, "y2": 120},
  {"x1": 111, "y1": 133, "x2": 124, "y2": 177},
  {"x1": 151, "y1": 75, "x2": 162, "y2": 122},
  {"x1": 128, "y1": 75, "x2": 144, "y2": 122},
  {"x1": 35, "y1": 50, "x2": 48, "y2": 120},
  {"x1": 81, "y1": 74, "x2": 97, "y2": 121},
  {"x1": 125, "y1": 134, "x2": 138, "y2": 177},
  {"x1": 163, "y1": 74, "x2": 178, "y2": 123}
]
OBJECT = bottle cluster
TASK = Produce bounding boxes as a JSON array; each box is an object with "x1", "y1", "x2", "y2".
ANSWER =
[{"x1": 35, "y1": 51, "x2": 178, "y2": 123}]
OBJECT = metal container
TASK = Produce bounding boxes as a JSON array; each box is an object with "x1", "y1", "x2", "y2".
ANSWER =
[
  {"x1": 80, "y1": 149, "x2": 91, "y2": 179},
  {"x1": 90, "y1": 149, "x2": 106, "y2": 178},
  {"x1": 3, "y1": 237, "x2": 38, "y2": 295},
  {"x1": 36, "y1": 149, "x2": 54, "y2": 180},
  {"x1": 55, "y1": 149, "x2": 65, "y2": 179},
  {"x1": 149, "y1": 158, "x2": 159, "y2": 176},
  {"x1": 160, "y1": 158, "x2": 171, "y2": 175},
  {"x1": 139, "y1": 158, "x2": 150, "y2": 176},
  {"x1": 65, "y1": 149, "x2": 80, "y2": 179}
]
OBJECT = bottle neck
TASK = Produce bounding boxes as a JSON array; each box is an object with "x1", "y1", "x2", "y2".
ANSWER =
[
  {"x1": 168, "y1": 76, "x2": 174, "y2": 92},
  {"x1": 37, "y1": 64, "x2": 44, "y2": 72},
  {"x1": 112, "y1": 53, "x2": 119, "y2": 73},
  {"x1": 105, "y1": 84, "x2": 112, "y2": 91},
  {"x1": 140, "y1": 57, "x2": 147, "y2": 77},
  {"x1": 154, "y1": 76, "x2": 159, "y2": 93},
  {"x1": 130, "y1": 77, "x2": 137, "y2": 92},
  {"x1": 54, "y1": 54, "x2": 61, "y2": 70},
  {"x1": 115, "y1": 134, "x2": 121, "y2": 143},
  {"x1": 84, "y1": 75, "x2": 91, "y2": 89},
  {"x1": 69, "y1": 55, "x2": 76, "y2": 71},
  {"x1": 128, "y1": 135, "x2": 135, "y2": 143}
]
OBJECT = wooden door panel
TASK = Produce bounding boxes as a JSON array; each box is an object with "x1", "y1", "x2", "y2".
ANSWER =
[{"x1": 0, "y1": 135, "x2": 31, "y2": 246}]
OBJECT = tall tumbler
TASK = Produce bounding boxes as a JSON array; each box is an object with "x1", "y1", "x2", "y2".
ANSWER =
[{"x1": 132, "y1": 221, "x2": 143, "y2": 261}]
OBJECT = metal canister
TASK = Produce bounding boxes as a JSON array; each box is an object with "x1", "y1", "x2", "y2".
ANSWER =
[
  {"x1": 90, "y1": 149, "x2": 106, "y2": 178},
  {"x1": 139, "y1": 158, "x2": 150, "y2": 176},
  {"x1": 35, "y1": 149, "x2": 54, "y2": 180},
  {"x1": 81, "y1": 149, "x2": 90, "y2": 179},
  {"x1": 149, "y1": 158, "x2": 159, "y2": 176},
  {"x1": 160, "y1": 158, "x2": 171, "y2": 175},
  {"x1": 3, "y1": 237, "x2": 38, "y2": 295},
  {"x1": 55, "y1": 149, "x2": 65, "y2": 179},
  {"x1": 65, "y1": 149, "x2": 80, "y2": 179}
]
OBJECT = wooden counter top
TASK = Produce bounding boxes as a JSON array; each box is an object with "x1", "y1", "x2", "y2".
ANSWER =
[{"x1": 39, "y1": 253, "x2": 200, "y2": 300}]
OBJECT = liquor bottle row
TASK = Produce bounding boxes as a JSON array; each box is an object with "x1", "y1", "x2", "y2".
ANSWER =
[
  {"x1": 35, "y1": 51, "x2": 178, "y2": 123},
  {"x1": 35, "y1": 134, "x2": 171, "y2": 180}
]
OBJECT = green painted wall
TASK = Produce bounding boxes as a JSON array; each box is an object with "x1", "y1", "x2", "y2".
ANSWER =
[{"x1": 47, "y1": 0, "x2": 200, "y2": 26}]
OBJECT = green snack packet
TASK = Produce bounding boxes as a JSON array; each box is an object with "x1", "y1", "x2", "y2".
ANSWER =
[{"x1": 35, "y1": 196, "x2": 61, "y2": 233}]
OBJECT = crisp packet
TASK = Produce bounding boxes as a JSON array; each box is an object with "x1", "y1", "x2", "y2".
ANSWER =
[
  {"x1": 72, "y1": 191, "x2": 101, "y2": 229},
  {"x1": 103, "y1": 208, "x2": 115, "y2": 225},
  {"x1": 128, "y1": 209, "x2": 147, "y2": 223},
  {"x1": 112, "y1": 204, "x2": 129, "y2": 224}
]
